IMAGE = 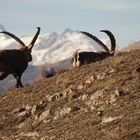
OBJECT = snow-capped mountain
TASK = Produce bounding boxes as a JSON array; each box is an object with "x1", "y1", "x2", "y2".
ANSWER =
[
  {"x1": 0, "y1": 28, "x2": 110, "y2": 66},
  {"x1": 0, "y1": 25, "x2": 111, "y2": 92}
]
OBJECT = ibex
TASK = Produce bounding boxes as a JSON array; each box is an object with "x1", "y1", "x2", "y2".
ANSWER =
[
  {"x1": 71, "y1": 30, "x2": 116, "y2": 67},
  {"x1": 0, "y1": 27, "x2": 40, "y2": 88}
]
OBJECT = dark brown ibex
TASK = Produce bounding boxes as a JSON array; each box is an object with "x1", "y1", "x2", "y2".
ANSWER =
[
  {"x1": 71, "y1": 30, "x2": 116, "y2": 67},
  {"x1": 0, "y1": 27, "x2": 40, "y2": 88}
]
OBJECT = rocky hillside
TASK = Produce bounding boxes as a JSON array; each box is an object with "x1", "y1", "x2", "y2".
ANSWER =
[{"x1": 0, "y1": 50, "x2": 140, "y2": 140}]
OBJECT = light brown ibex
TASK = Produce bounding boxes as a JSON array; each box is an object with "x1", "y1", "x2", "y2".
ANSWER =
[
  {"x1": 71, "y1": 30, "x2": 116, "y2": 67},
  {"x1": 0, "y1": 27, "x2": 40, "y2": 88}
]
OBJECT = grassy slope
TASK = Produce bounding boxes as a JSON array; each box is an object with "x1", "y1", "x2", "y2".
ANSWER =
[{"x1": 0, "y1": 50, "x2": 140, "y2": 139}]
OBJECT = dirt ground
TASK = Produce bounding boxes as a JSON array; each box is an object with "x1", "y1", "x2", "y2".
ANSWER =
[{"x1": 0, "y1": 50, "x2": 140, "y2": 140}]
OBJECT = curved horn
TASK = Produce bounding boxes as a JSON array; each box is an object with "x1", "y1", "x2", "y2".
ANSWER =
[
  {"x1": 100, "y1": 30, "x2": 116, "y2": 54},
  {"x1": 80, "y1": 31, "x2": 110, "y2": 52},
  {"x1": 28, "y1": 27, "x2": 41, "y2": 49},
  {"x1": 0, "y1": 31, "x2": 25, "y2": 47}
]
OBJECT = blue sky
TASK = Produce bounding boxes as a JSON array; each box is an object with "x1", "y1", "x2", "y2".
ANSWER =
[{"x1": 0, "y1": 0, "x2": 140, "y2": 48}]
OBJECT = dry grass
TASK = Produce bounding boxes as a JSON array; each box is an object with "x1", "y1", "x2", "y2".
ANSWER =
[{"x1": 0, "y1": 50, "x2": 140, "y2": 139}]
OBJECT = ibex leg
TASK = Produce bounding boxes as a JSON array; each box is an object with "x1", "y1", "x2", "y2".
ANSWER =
[{"x1": 13, "y1": 73, "x2": 24, "y2": 88}]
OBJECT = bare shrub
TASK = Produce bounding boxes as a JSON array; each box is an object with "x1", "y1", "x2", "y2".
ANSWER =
[
  {"x1": 41, "y1": 66, "x2": 56, "y2": 78},
  {"x1": 38, "y1": 62, "x2": 68, "y2": 79}
]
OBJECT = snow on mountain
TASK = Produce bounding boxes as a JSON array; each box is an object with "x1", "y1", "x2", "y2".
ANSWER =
[
  {"x1": 0, "y1": 28, "x2": 110, "y2": 66},
  {"x1": 0, "y1": 27, "x2": 110, "y2": 92}
]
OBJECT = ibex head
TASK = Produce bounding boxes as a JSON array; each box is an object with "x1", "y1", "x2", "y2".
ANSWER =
[{"x1": 0, "y1": 27, "x2": 40, "y2": 62}]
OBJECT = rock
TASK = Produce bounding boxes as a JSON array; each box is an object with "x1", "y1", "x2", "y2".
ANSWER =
[
  {"x1": 12, "y1": 108, "x2": 21, "y2": 114},
  {"x1": 77, "y1": 84, "x2": 84, "y2": 90},
  {"x1": 17, "y1": 110, "x2": 30, "y2": 117},
  {"x1": 59, "y1": 107, "x2": 71, "y2": 116},
  {"x1": 12, "y1": 105, "x2": 32, "y2": 125},
  {"x1": 62, "y1": 88, "x2": 73, "y2": 98},
  {"x1": 109, "y1": 69, "x2": 115, "y2": 74},
  {"x1": 136, "y1": 67, "x2": 140, "y2": 73},
  {"x1": 69, "y1": 92, "x2": 81, "y2": 101},
  {"x1": 81, "y1": 108, "x2": 88, "y2": 113},
  {"x1": 40, "y1": 136, "x2": 49, "y2": 140},
  {"x1": 31, "y1": 105, "x2": 37, "y2": 115},
  {"x1": 89, "y1": 89, "x2": 105, "y2": 104},
  {"x1": 79, "y1": 94, "x2": 89, "y2": 101},
  {"x1": 102, "y1": 116, "x2": 122, "y2": 124},
  {"x1": 46, "y1": 92, "x2": 62, "y2": 102},
  {"x1": 54, "y1": 107, "x2": 71, "y2": 120},
  {"x1": 97, "y1": 111, "x2": 103, "y2": 117},
  {"x1": 39, "y1": 99, "x2": 48, "y2": 105},
  {"x1": 85, "y1": 76, "x2": 95, "y2": 84},
  {"x1": 115, "y1": 89, "x2": 122, "y2": 97},
  {"x1": 39, "y1": 109, "x2": 51, "y2": 122},
  {"x1": 50, "y1": 136, "x2": 56, "y2": 140},
  {"x1": 14, "y1": 105, "x2": 32, "y2": 117},
  {"x1": 96, "y1": 72, "x2": 108, "y2": 80},
  {"x1": 46, "y1": 95, "x2": 52, "y2": 102},
  {"x1": 110, "y1": 94, "x2": 117, "y2": 104},
  {"x1": 46, "y1": 95, "x2": 57, "y2": 102},
  {"x1": 16, "y1": 131, "x2": 39, "y2": 138},
  {"x1": 90, "y1": 106, "x2": 96, "y2": 110},
  {"x1": 110, "y1": 89, "x2": 123, "y2": 104},
  {"x1": 16, "y1": 121, "x2": 26, "y2": 129},
  {"x1": 51, "y1": 94, "x2": 59, "y2": 102},
  {"x1": 25, "y1": 105, "x2": 32, "y2": 110},
  {"x1": 71, "y1": 106, "x2": 80, "y2": 112},
  {"x1": 85, "y1": 89, "x2": 107, "y2": 110},
  {"x1": 31, "y1": 100, "x2": 48, "y2": 116}
]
